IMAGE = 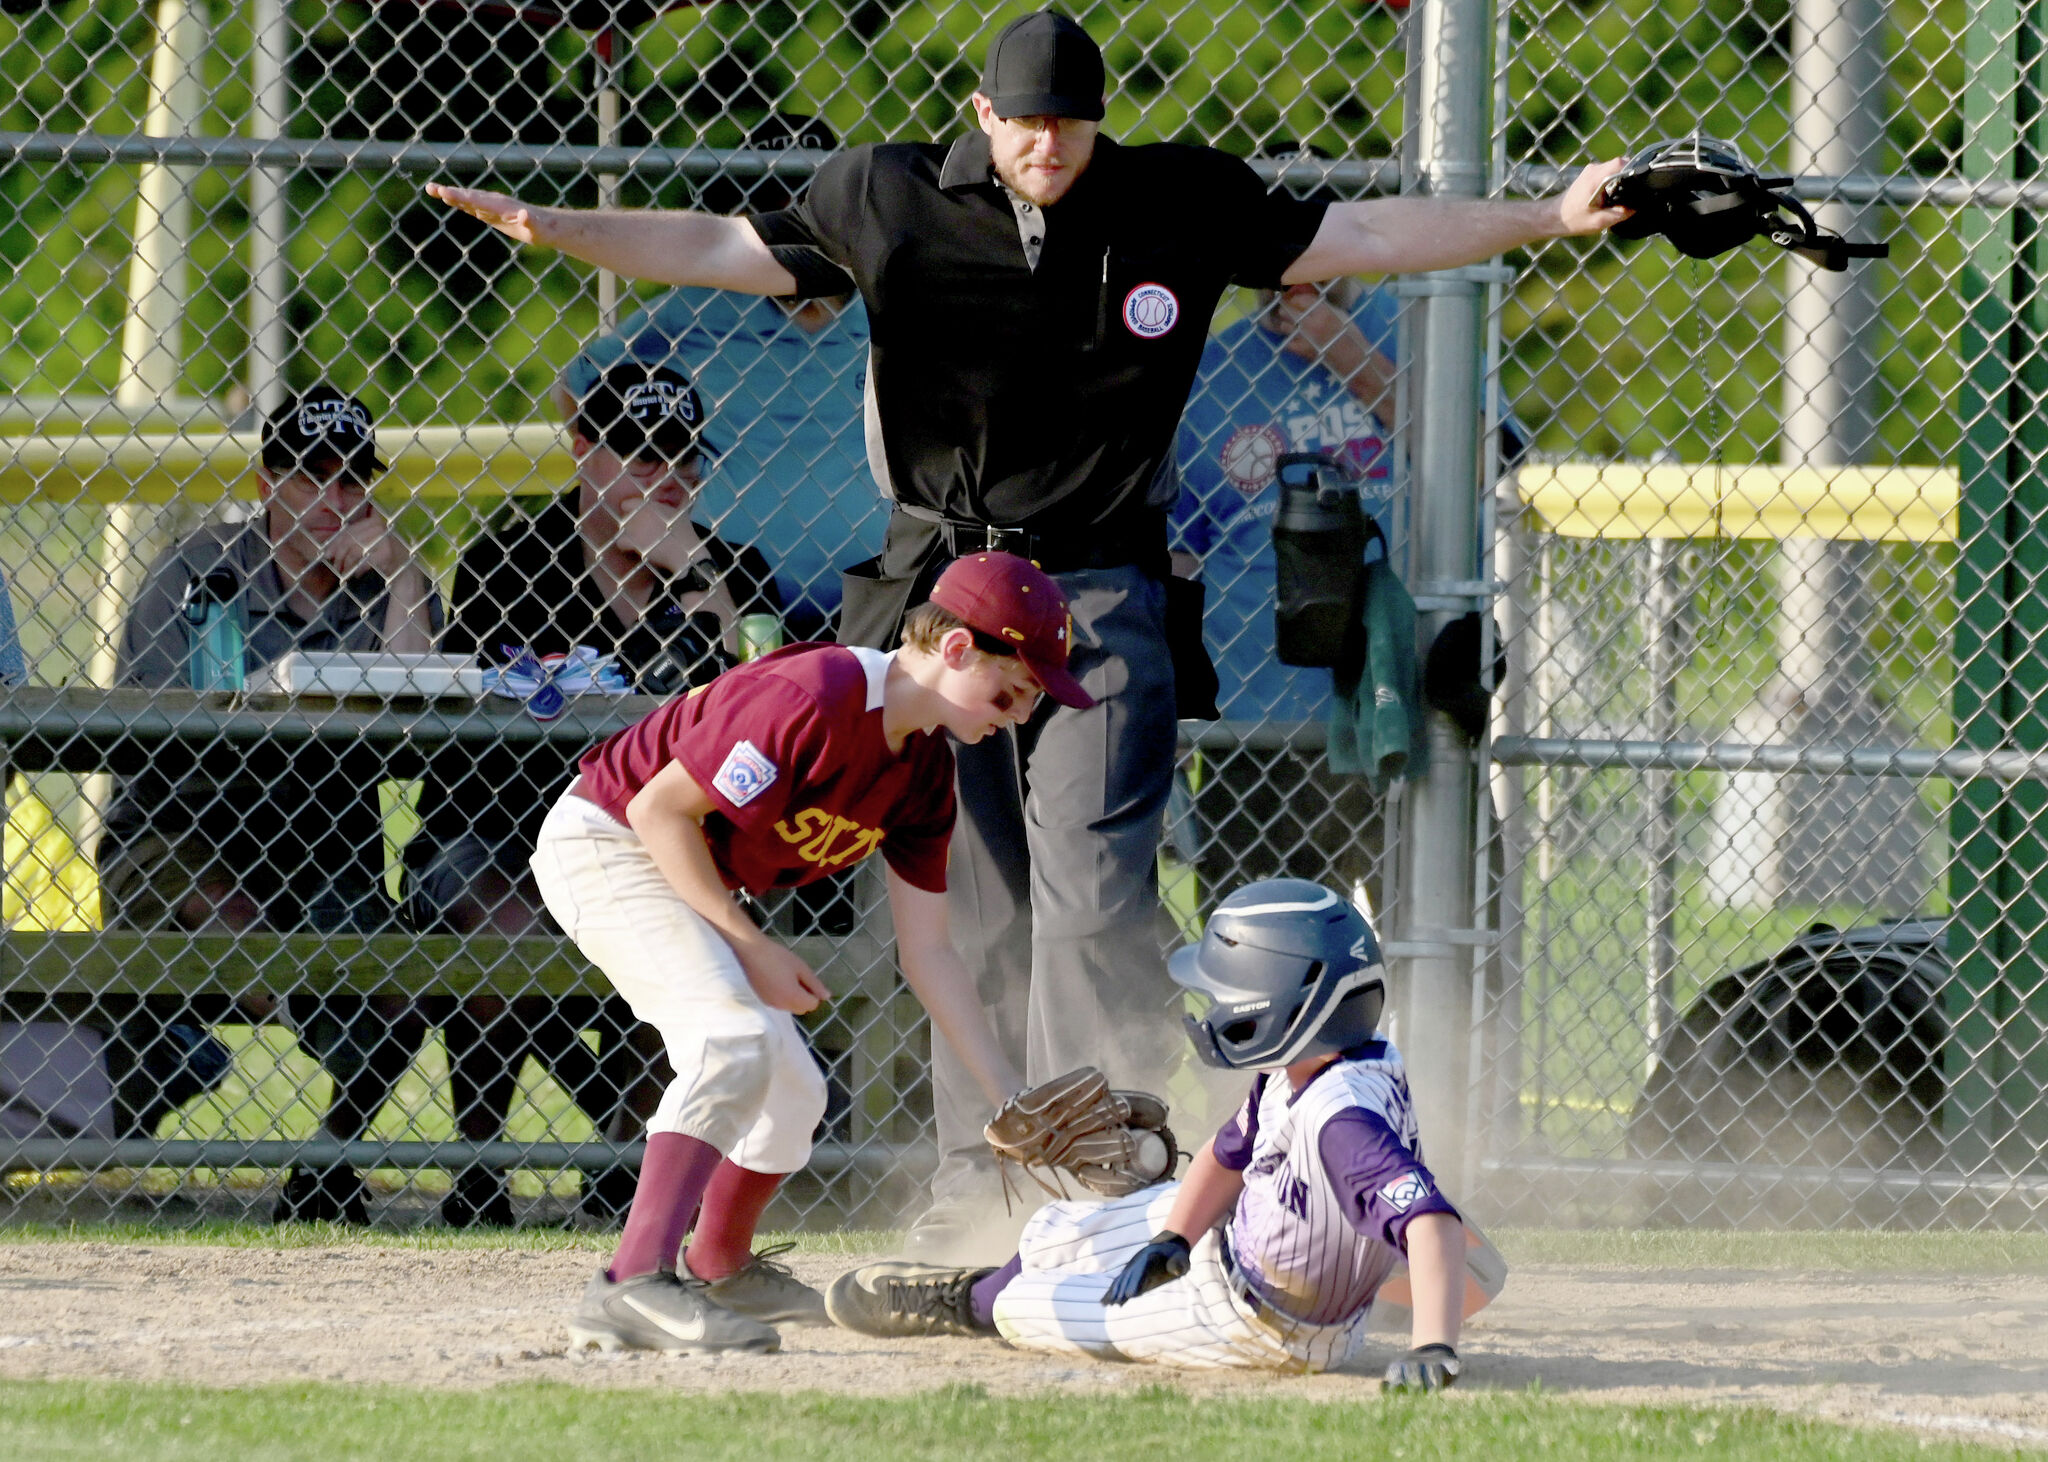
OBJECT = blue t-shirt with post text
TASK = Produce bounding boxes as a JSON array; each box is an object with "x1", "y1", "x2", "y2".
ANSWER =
[
  {"x1": 1174, "y1": 291, "x2": 1399, "y2": 722},
  {"x1": 565, "y1": 289, "x2": 885, "y2": 640}
]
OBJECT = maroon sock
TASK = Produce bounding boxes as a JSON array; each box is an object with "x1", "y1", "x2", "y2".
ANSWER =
[
  {"x1": 608, "y1": 1132, "x2": 723, "y2": 1282},
  {"x1": 684, "y1": 1161, "x2": 786, "y2": 1280},
  {"x1": 969, "y1": 1253, "x2": 1022, "y2": 1330}
]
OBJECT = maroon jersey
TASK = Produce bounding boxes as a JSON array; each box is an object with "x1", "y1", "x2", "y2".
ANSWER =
[{"x1": 572, "y1": 643, "x2": 955, "y2": 894}]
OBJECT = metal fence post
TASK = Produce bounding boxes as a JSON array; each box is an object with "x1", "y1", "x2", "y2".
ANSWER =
[
  {"x1": 1641, "y1": 537, "x2": 1680, "y2": 1073},
  {"x1": 245, "y1": 0, "x2": 292, "y2": 419},
  {"x1": 1953, "y1": 0, "x2": 2048, "y2": 1174},
  {"x1": 1396, "y1": 0, "x2": 1493, "y2": 1192}
]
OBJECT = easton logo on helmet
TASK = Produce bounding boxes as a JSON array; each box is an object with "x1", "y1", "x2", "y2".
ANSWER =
[{"x1": 1122, "y1": 283, "x2": 1179, "y2": 339}]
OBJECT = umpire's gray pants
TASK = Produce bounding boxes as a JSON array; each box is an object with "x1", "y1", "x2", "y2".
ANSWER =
[{"x1": 931, "y1": 564, "x2": 1183, "y2": 1198}]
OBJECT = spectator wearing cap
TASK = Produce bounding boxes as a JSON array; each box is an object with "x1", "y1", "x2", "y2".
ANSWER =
[
  {"x1": 1169, "y1": 145, "x2": 1399, "y2": 921},
  {"x1": 97, "y1": 385, "x2": 444, "y2": 1224},
  {"x1": 1171, "y1": 146, "x2": 1528, "y2": 923},
  {"x1": 408, "y1": 360, "x2": 780, "y2": 1226},
  {"x1": 558, "y1": 114, "x2": 880, "y2": 644},
  {"x1": 431, "y1": 7, "x2": 1627, "y2": 1260}
]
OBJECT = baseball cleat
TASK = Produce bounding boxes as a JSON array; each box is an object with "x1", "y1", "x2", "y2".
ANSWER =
[
  {"x1": 694, "y1": 1242, "x2": 829, "y2": 1326},
  {"x1": 824, "y1": 1261, "x2": 997, "y2": 1339},
  {"x1": 568, "y1": 1266, "x2": 782, "y2": 1354}
]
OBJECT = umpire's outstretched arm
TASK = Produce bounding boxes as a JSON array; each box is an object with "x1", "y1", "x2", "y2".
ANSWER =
[
  {"x1": 424, "y1": 183, "x2": 800, "y2": 295},
  {"x1": 427, "y1": 153, "x2": 1633, "y2": 299},
  {"x1": 1281, "y1": 157, "x2": 1632, "y2": 283}
]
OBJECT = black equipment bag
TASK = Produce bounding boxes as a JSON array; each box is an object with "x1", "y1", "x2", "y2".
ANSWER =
[{"x1": 1628, "y1": 918, "x2": 1948, "y2": 1175}]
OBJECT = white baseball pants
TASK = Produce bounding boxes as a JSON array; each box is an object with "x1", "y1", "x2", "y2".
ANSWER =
[
  {"x1": 991, "y1": 1183, "x2": 1361, "y2": 1372},
  {"x1": 528, "y1": 794, "x2": 828, "y2": 1173}
]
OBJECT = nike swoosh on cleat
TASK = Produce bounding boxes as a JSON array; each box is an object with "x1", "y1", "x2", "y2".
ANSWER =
[{"x1": 620, "y1": 1293, "x2": 707, "y2": 1342}]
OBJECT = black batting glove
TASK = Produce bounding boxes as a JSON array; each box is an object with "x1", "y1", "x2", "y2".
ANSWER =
[
  {"x1": 1383, "y1": 1342, "x2": 1462, "y2": 1393},
  {"x1": 1102, "y1": 1230, "x2": 1191, "y2": 1307}
]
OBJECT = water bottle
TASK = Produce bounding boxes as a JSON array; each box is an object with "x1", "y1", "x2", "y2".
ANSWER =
[
  {"x1": 1271, "y1": 451, "x2": 1369, "y2": 668},
  {"x1": 181, "y1": 567, "x2": 247, "y2": 693},
  {"x1": 737, "y1": 612, "x2": 784, "y2": 662}
]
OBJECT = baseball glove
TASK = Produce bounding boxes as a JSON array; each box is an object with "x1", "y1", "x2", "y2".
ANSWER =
[{"x1": 984, "y1": 1067, "x2": 1179, "y2": 1204}]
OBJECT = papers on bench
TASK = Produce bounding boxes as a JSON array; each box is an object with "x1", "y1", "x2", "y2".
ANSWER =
[{"x1": 255, "y1": 651, "x2": 485, "y2": 699}]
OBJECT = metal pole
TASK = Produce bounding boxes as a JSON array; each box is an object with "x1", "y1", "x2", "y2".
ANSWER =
[
  {"x1": 1493, "y1": 479, "x2": 1532, "y2": 1147},
  {"x1": 1396, "y1": 0, "x2": 1493, "y2": 1193},
  {"x1": 117, "y1": 0, "x2": 207, "y2": 414},
  {"x1": 594, "y1": 27, "x2": 621, "y2": 331},
  {"x1": 1765, "y1": 0, "x2": 1904, "y2": 906},
  {"x1": 89, "y1": 0, "x2": 210, "y2": 850},
  {"x1": 1642, "y1": 538, "x2": 1681, "y2": 1072},
  {"x1": 1531, "y1": 533, "x2": 1557, "y2": 1139},
  {"x1": 245, "y1": 0, "x2": 292, "y2": 419}
]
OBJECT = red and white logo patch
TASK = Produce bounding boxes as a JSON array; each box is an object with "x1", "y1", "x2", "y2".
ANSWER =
[
  {"x1": 1219, "y1": 423, "x2": 1289, "y2": 495},
  {"x1": 712, "y1": 739, "x2": 778, "y2": 807},
  {"x1": 1122, "y1": 282, "x2": 1179, "y2": 339},
  {"x1": 1378, "y1": 1171, "x2": 1430, "y2": 1213}
]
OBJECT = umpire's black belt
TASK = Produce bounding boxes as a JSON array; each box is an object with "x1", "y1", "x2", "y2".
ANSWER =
[{"x1": 913, "y1": 511, "x2": 1167, "y2": 576}]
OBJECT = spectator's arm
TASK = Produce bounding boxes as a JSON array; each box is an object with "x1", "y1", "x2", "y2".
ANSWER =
[
  {"x1": 324, "y1": 502, "x2": 436, "y2": 654},
  {"x1": 376, "y1": 562, "x2": 438, "y2": 655},
  {"x1": 1269, "y1": 296, "x2": 1399, "y2": 424},
  {"x1": 116, "y1": 545, "x2": 196, "y2": 688}
]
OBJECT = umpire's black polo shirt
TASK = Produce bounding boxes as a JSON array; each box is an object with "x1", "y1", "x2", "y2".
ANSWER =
[{"x1": 749, "y1": 131, "x2": 1326, "y2": 544}]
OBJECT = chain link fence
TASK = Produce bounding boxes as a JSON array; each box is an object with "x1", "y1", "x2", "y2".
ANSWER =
[
  {"x1": 0, "y1": 0, "x2": 2042, "y2": 1232},
  {"x1": 1482, "y1": 0, "x2": 2048, "y2": 1228}
]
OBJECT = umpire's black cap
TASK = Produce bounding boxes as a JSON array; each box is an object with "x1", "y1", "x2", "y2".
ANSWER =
[{"x1": 980, "y1": 11, "x2": 1105, "y2": 122}]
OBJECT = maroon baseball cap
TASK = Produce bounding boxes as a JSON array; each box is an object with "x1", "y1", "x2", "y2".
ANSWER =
[{"x1": 929, "y1": 551, "x2": 1095, "y2": 710}]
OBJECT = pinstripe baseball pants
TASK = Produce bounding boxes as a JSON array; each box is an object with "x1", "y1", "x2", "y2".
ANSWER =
[{"x1": 991, "y1": 1183, "x2": 1361, "y2": 1372}]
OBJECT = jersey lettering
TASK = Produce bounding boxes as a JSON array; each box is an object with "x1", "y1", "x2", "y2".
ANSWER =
[{"x1": 774, "y1": 806, "x2": 888, "y2": 869}]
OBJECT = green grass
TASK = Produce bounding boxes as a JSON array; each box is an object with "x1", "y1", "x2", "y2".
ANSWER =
[
  {"x1": 6, "y1": 1221, "x2": 2041, "y2": 1276},
  {"x1": 0, "y1": 1382, "x2": 2032, "y2": 1462}
]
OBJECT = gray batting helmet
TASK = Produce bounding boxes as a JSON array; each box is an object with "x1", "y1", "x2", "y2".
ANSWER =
[{"x1": 1168, "y1": 878, "x2": 1386, "y2": 1071}]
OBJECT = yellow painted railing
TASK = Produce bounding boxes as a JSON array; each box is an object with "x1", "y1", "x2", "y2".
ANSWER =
[
  {"x1": 1516, "y1": 462, "x2": 1959, "y2": 543},
  {"x1": 0, "y1": 424, "x2": 574, "y2": 504},
  {"x1": 4, "y1": 434, "x2": 1961, "y2": 544}
]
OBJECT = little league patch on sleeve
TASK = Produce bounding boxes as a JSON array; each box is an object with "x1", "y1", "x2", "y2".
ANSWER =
[
  {"x1": 1378, "y1": 1171, "x2": 1431, "y2": 1213},
  {"x1": 712, "y1": 739, "x2": 778, "y2": 807}
]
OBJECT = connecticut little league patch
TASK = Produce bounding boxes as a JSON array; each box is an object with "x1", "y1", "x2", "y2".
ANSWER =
[{"x1": 712, "y1": 739, "x2": 779, "y2": 807}]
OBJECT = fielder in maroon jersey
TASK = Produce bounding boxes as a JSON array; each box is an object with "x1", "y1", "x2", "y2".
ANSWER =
[{"x1": 530, "y1": 551, "x2": 1091, "y2": 1352}]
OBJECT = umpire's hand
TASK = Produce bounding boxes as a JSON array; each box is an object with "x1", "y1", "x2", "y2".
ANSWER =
[
  {"x1": 1102, "y1": 1230, "x2": 1191, "y2": 1307},
  {"x1": 1383, "y1": 1342, "x2": 1462, "y2": 1393}
]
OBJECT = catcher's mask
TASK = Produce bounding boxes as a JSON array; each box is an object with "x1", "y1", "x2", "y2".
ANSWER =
[
  {"x1": 1601, "y1": 136, "x2": 1888, "y2": 273},
  {"x1": 1169, "y1": 878, "x2": 1386, "y2": 1071}
]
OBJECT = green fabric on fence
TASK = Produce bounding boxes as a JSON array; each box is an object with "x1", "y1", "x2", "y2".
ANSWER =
[{"x1": 1327, "y1": 560, "x2": 1425, "y2": 789}]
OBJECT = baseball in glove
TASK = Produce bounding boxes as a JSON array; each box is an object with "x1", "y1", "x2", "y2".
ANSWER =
[{"x1": 984, "y1": 1067, "x2": 1179, "y2": 1205}]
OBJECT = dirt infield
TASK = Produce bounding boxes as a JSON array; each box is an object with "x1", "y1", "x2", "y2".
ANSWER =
[{"x1": 1, "y1": 1241, "x2": 2044, "y2": 1442}]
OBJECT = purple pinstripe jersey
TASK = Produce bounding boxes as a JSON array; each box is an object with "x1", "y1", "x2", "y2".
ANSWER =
[{"x1": 1211, "y1": 1041, "x2": 1458, "y2": 1326}]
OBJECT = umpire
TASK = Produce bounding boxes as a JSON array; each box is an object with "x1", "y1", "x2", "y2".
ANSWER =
[{"x1": 431, "y1": 10, "x2": 1628, "y2": 1261}]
